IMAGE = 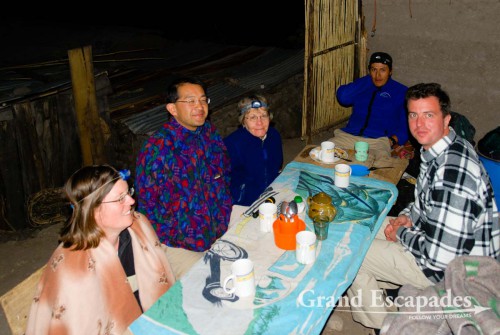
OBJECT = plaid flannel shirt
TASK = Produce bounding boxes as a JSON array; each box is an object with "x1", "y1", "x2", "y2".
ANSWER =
[{"x1": 398, "y1": 128, "x2": 499, "y2": 283}]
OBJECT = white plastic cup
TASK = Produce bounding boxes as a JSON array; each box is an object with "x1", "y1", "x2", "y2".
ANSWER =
[
  {"x1": 334, "y1": 163, "x2": 351, "y2": 188},
  {"x1": 296, "y1": 231, "x2": 317, "y2": 264},
  {"x1": 259, "y1": 202, "x2": 277, "y2": 233},
  {"x1": 320, "y1": 141, "x2": 336, "y2": 163},
  {"x1": 222, "y1": 259, "x2": 256, "y2": 297}
]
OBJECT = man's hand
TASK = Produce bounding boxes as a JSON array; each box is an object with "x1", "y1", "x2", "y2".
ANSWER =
[{"x1": 384, "y1": 215, "x2": 412, "y2": 242}]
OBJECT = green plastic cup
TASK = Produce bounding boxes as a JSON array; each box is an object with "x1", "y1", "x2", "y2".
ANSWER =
[{"x1": 354, "y1": 141, "x2": 369, "y2": 162}]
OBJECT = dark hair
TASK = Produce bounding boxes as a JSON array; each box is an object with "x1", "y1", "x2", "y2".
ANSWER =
[
  {"x1": 60, "y1": 165, "x2": 120, "y2": 250},
  {"x1": 405, "y1": 83, "x2": 451, "y2": 117},
  {"x1": 165, "y1": 77, "x2": 207, "y2": 104}
]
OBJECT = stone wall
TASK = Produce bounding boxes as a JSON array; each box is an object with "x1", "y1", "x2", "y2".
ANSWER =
[{"x1": 362, "y1": 0, "x2": 500, "y2": 142}]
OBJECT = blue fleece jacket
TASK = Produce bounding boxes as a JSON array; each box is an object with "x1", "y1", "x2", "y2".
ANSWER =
[
  {"x1": 224, "y1": 126, "x2": 283, "y2": 206},
  {"x1": 336, "y1": 75, "x2": 409, "y2": 144}
]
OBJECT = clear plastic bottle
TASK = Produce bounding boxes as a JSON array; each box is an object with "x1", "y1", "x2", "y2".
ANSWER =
[{"x1": 294, "y1": 195, "x2": 305, "y2": 214}]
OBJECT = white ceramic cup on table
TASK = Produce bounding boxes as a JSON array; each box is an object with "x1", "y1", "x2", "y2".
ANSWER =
[
  {"x1": 259, "y1": 202, "x2": 277, "y2": 233},
  {"x1": 222, "y1": 259, "x2": 256, "y2": 297},
  {"x1": 296, "y1": 230, "x2": 317, "y2": 264},
  {"x1": 320, "y1": 141, "x2": 336, "y2": 163},
  {"x1": 334, "y1": 163, "x2": 351, "y2": 188}
]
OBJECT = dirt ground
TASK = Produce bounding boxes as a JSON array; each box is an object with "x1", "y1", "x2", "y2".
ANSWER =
[{"x1": 0, "y1": 133, "x2": 374, "y2": 335}]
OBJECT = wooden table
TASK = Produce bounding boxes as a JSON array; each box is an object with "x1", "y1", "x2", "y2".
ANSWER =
[{"x1": 293, "y1": 144, "x2": 409, "y2": 185}]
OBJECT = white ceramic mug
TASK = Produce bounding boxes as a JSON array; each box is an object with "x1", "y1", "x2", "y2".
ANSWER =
[
  {"x1": 320, "y1": 141, "x2": 336, "y2": 163},
  {"x1": 296, "y1": 230, "x2": 316, "y2": 264},
  {"x1": 334, "y1": 163, "x2": 351, "y2": 188},
  {"x1": 222, "y1": 259, "x2": 256, "y2": 297},
  {"x1": 259, "y1": 202, "x2": 277, "y2": 233}
]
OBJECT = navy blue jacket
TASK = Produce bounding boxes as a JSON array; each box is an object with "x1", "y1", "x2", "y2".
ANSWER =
[
  {"x1": 224, "y1": 127, "x2": 283, "y2": 206},
  {"x1": 337, "y1": 75, "x2": 409, "y2": 144}
]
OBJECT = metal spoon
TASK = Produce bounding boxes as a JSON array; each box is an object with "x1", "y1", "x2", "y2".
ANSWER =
[
  {"x1": 280, "y1": 201, "x2": 290, "y2": 222},
  {"x1": 287, "y1": 200, "x2": 298, "y2": 218}
]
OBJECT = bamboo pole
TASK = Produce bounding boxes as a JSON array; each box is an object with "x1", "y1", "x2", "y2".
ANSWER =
[
  {"x1": 302, "y1": 0, "x2": 360, "y2": 139},
  {"x1": 303, "y1": 0, "x2": 316, "y2": 143}
]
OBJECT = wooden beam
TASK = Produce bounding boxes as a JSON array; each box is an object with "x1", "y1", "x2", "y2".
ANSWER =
[{"x1": 68, "y1": 46, "x2": 106, "y2": 165}]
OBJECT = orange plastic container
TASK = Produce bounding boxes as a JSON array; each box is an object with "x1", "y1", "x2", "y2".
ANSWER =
[{"x1": 273, "y1": 215, "x2": 306, "y2": 250}]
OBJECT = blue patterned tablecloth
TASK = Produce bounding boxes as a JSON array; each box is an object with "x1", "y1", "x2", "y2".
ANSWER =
[{"x1": 129, "y1": 161, "x2": 398, "y2": 335}]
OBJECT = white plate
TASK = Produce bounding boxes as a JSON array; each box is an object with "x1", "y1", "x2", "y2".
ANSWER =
[{"x1": 309, "y1": 147, "x2": 348, "y2": 164}]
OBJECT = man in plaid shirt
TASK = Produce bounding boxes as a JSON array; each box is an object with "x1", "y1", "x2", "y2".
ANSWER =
[{"x1": 347, "y1": 83, "x2": 499, "y2": 332}]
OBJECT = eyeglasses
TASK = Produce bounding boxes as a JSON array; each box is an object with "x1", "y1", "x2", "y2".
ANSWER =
[
  {"x1": 245, "y1": 114, "x2": 270, "y2": 122},
  {"x1": 240, "y1": 100, "x2": 269, "y2": 114},
  {"x1": 101, "y1": 188, "x2": 134, "y2": 204},
  {"x1": 176, "y1": 97, "x2": 210, "y2": 106}
]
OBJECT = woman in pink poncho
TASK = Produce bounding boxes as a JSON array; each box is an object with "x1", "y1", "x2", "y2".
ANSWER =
[{"x1": 26, "y1": 165, "x2": 175, "y2": 334}]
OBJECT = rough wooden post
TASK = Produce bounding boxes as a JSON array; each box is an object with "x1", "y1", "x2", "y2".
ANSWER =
[{"x1": 68, "y1": 46, "x2": 106, "y2": 165}]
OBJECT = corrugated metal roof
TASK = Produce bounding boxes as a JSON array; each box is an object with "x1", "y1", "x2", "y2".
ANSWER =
[
  {"x1": 0, "y1": 40, "x2": 304, "y2": 135},
  {"x1": 115, "y1": 45, "x2": 304, "y2": 135}
]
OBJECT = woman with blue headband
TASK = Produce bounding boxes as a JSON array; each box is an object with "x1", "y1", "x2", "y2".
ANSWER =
[
  {"x1": 26, "y1": 165, "x2": 175, "y2": 334},
  {"x1": 224, "y1": 94, "x2": 283, "y2": 206}
]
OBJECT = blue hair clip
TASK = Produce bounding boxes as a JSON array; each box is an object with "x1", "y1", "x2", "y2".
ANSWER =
[{"x1": 118, "y1": 169, "x2": 131, "y2": 181}]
